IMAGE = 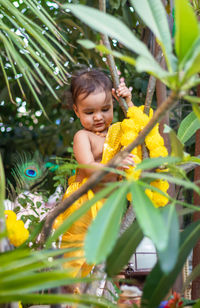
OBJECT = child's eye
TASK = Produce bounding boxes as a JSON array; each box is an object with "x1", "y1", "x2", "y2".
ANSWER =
[
  {"x1": 85, "y1": 111, "x2": 93, "y2": 115},
  {"x1": 102, "y1": 108, "x2": 109, "y2": 112}
]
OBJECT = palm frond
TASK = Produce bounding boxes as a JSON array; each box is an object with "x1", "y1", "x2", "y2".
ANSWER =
[{"x1": 0, "y1": 0, "x2": 72, "y2": 114}]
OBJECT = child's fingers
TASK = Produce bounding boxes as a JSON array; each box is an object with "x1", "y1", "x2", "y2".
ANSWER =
[
  {"x1": 118, "y1": 89, "x2": 130, "y2": 96},
  {"x1": 112, "y1": 88, "x2": 119, "y2": 101},
  {"x1": 120, "y1": 77, "x2": 125, "y2": 82}
]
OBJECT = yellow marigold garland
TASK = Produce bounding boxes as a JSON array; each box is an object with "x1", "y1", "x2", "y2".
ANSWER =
[
  {"x1": 101, "y1": 105, "x2": 169, "y2": 207},
  {"x1": 121, "y1": 105, "x2": 169, "y2": 208},
  {"x1": 4, "y1": 210, "x2": 29, "y2": 247}
]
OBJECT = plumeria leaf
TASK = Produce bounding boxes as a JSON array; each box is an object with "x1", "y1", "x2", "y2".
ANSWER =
[
  {"x1": 163, "y1": 125, "x2": 184, "y2": 158},
  {"x1": 85, "y1": 183, "x2": 129, "y2": 264},
  {"x1": 135, "y1": 156, "x2": 180, "y2": 171},
  {"x1": 64, "y1": 4, "x2": 156, "y2": 60},
  {"x1": 192, "y1": 103, "x2": 200, "y2": 121},
  {"x1": 175, "y1": 0, "x2": 199, "y2": 62},
  {"x1": 106, "y1": 219, "x2": 143, "y2": 277},
  {"x1": 157, "y1": 205, "x2": 179, "y2": 273},
  {"x1": 78, "y1": 40, "x2": 136, "y2": 65},
  {"x1": 130, "y1": 182, "x2": 168, "y2": 252},
  {"x1": 177, "y1": 112, "x2": 200, "y2": 143},
  {"x1": 131, "y1": 0, "x2": 173, "y2": 71}
]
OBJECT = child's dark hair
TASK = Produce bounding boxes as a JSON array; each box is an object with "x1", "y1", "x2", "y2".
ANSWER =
[{"x1": 71, "y1": 68, "x2": 112, "y2": 105}]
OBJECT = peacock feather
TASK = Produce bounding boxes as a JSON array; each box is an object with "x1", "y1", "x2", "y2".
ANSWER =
[{"x1": 10, "y1": 151, "x2": 47, "y2": 194}]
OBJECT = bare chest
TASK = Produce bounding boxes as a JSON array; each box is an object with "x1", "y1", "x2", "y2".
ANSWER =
[{"x1": 89, "y1": 133, "x2": 106, "y2": 162}]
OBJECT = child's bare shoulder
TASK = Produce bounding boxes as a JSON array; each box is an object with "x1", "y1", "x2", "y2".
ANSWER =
[{"x1": 73, "y1": 129, "x2": 90, "y2": 142}]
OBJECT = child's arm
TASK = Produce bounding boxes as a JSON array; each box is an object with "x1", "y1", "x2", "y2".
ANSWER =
[
  {"x1": 73, "y1": 130, "x2": 103, "y2": 177},
  {"x1": 112, "y1": 77, "x2": 134, "y2": 108},
  {"x1": 73, "y1": 130, "x2": 135, "y2": 180}
]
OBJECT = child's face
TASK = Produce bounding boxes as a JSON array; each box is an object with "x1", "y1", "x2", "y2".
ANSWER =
[{"x1": 73, "y1": 90, "x2": 113, "y2": 133}]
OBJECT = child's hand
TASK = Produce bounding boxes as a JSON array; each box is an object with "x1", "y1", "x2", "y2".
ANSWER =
[
  {"x1": 118, "y1": 154, "x2": 136, "y2": 170},
  {"x1": 112, "y1": 77, "x2": 133, "y2": 107}
]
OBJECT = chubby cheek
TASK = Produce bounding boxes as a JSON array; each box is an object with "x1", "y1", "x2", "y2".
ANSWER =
[
  {"x1": 80, "y1": 115, "x2": 92, "y2": 128},
  {"x1": 105, "y1": 111, "x2": 113, "y2": 126}
]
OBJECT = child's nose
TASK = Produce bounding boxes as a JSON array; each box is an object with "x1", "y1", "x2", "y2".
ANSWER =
[{"x1": 94, "y1": 112, "x2": 102, "y2": 120}]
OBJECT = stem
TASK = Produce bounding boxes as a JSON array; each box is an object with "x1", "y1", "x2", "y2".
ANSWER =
[
  {"x1": 40, "y1": 90, "x2": 179, "y2": 245},
  {"x1": 99, "y1": 0, "x2": 128, "y2": 116}
]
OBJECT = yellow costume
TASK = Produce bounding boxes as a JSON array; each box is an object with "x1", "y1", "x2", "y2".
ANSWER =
[
  {"x1": 53, "y1": 123, "x2": 122, "y2": 278},
  {"x1": 54, "y1": 106, "x2": 169, "y2": 277},
  {"x1": 54, "y1": 178, "x2": 102, "y2": 278}
]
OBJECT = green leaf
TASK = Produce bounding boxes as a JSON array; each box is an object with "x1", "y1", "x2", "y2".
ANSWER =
[
  {"x1": 106, "y1": 219, "x2": 143, "y2": 277},
  {"x1": 85, "y1": 183, "x2": 129, "y2": 264},
  {"x1": 95, "y1": 44, "x2": 136, "y2": 65},
  {"x1": 182, "y1": 37, "x2": 200, "y2": 79},
  {"x1": 0, "y1": 155, "x2": 5, "y2": 222},
  {"x1": 193, "y1": 300, "x2": 200, "y2": 308},
  {"x1": 192, "y1": 102, "x2": 200, "y2": 121},
  {"x1": 78, "y1": 40, "x2": 136, "y2": 65},
  {"x1": 157, "y1": 205, "x2": 179, "y2": 273},
  {"x1": 135, "y1": 156, "x2": 181, "y2": 171},
  {"x1": 0, "y1": 293, "x2": 118, "y2": 307},
  {"x1": 142, "y1": 220, "x2": 200, "y2": 308},
  {"x1": 135, "y1": 56, "x2": 173, "y2": 84},
  {"x1": 163, "y1": 125, "x2": 184, "y2": 158},
  {"x1": 64, "y1": 4, "x2": 155, "y2": 61},
  {"x1": 177, "y1": 111, "x2": 200, "y2": 143},
  {"x1": 175, "y1": 0, "x2": 199, "y2": 62},
  {"x1": 78, "y1": 39, "x2": 96, "y2": 49},
  {"x1": 131, "y1": 0, "x2": 173, "y2": 70},
  {"x1": 184, "y1": 95, "x2": 200, "y2": 104},
  {"x1": 130, "y1": 182, "x2": 168, "y2": 251},
  {"x1": 143, "y1": 171, "x2": 200, "y2": 195},
  {"x1": 183, "y1": 96, "x2": 200, "y2": 120},
  {"x1": 182, "y1": 77, "x2": 200, "y2": 90},
  {"x1": 183, "y1": 263, "x2": 200, "y2": 294},
  {"x1": 0, "y1": 248, "x2": 74, "y2": 279},
  {"x1": 184, "y1": 155, "x2": 200, "y2": 165}
]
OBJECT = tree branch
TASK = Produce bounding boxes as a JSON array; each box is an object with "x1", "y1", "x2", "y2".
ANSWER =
[{"x1": 99, "y1": 0, "x2": 128, "y2": 115}]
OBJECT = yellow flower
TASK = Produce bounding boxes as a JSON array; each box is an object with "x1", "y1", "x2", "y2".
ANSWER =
[
  {"x1": 125, "y1": 155, "x2": 141, "y2": 181},
  {"x1": 126, "y1": 169, "x2": 141, "y2": 181},
  {"x1": 148, "y1": 123, "x2": 159, "y2": 136},
  {"x1": 151, "y1": 179, "x2": 169, "y2": 192},
  {"x1": 18, "y1": 302, "x2": 23, "y2": 308},
  {"x1": 131, "y1": 147, "x2": 138, "y2": 156},
  {"x1": 145, "y1": 133, "x2": 164, "y2": 150},
  {"x1": 127, "y1": 106, "x2": 149, "y2": 130},
  {"x1": 152, "y1": 192, "x2": 169, "y2": 208},
  {"x1": 4, "y1": 210, "x2": 17, "y2": 221},
  {"x1": 121, "y1": 118, "x2": 138, "y2": 133},
  {"x1": 137, "y1": 145, "x2": 142, "y2": 160},
  {"x1": 139, "y1": 105, "x2": 154, "y2": 118},
  {"x1": 150, "y1": 146, "x2": 168, "y2": 158},
  {"x1": 127, "y1": 106, "x2": 144, "y2": 119},
  {"x1": 5, "y1": 210, "x2": 29, "y2": 247},
  {"x1": 121, "y1": 131, "x2": 138, "y2": 146},
  {"x1": 145, "y1": 188, "x2": 153, "y2": 200}
]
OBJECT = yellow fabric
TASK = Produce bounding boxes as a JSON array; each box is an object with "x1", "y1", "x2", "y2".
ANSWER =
[
  {"x1": 54, "y1": 178, "x2": 103, "y2": 278},
  {"x1": 101, "y1": 122, "x2": 122, "y2": 164},
  {"x1": 54, "y1": 123, "x2": 123, "y2": 278}
]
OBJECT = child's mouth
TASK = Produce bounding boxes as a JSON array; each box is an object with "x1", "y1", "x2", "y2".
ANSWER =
[{"x1": 95, "y1": 123, "x2": 104, "y2": 127}]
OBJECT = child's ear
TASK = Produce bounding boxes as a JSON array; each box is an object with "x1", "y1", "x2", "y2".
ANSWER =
[{"x1": 73, "y1": 104, "x2": 79, "y2": 118}]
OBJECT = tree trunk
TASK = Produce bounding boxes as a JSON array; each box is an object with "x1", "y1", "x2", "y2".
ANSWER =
[{"x1": 192, "y1": 85, "x2": 200, "y2": 299}]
